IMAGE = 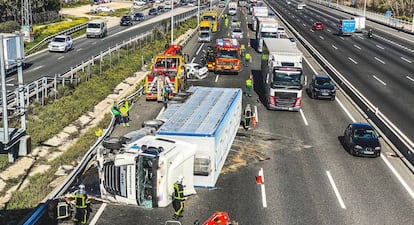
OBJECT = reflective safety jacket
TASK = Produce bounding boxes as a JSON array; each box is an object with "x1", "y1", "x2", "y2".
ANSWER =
[
  {"x1": 173, "y1": 183, "x2": 185, "y2": 201},
  {"x1": 74, "y1": 191, "x2": 88, "y2": 209}
]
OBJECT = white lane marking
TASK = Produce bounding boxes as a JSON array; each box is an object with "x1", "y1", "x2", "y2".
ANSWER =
[
  {"x1": 401, "y1": 57, "x2": 412, "y2": 63},
  {"x1": 303, "y1": 23, "x2": 306, "y2": 26},
  {"x1": 374, "y1": 57, "x2": 386, "y2": 64},
  {"x1": 28, "y1": 65, "x2": 43, "y2": 71},
  {"x1": 326, "y1": 171, "x2": 346, "y2": 209},
  {"x1": 339, "y1": 37, "x2": 344, "y2": 40},
  {"x1": 6, "y1": 77, "x2": 15, "y2": 82},
  {"x1": 380, "y1": 154, "x2": 414, "y2": 199},
  {"x1": 376, "y1": 45, "x2": 384, "y2": 50},
  {"x1": 319, "y1": 36, "x2": 324, "y2": 40},
  {"x1": 348, "y1": 57, "x2": 358, "y2": 64},
  {"x1": 156, "y1": 105, "x2": 166, "y2": 119},
  {"x1": 332, "y1": 45, "x2": 338, "y2": 50},
  {"x1": 336, "y1": 98, "x2": 356, "y2": 122},
  {"x1": 406, "y1": 76, "x2": 414, "y2": 82},
  {"x1": 92, "y1": 42, "x2": 97, "y2": 45},
  {"x1": 196, "y1": 44, "x2": 203, "y2": 55},
  {"x1": 310, "y1": 29, "x2": 314, "y2": 33},
  {"x1": 372, "y1": 75, "x2": 387, "y2": 85},
  {"x1": 191, "y1": 57, "x2": 195, "y2": 63},
  {"x1": 89, "y1": 203, "x2": 107, "y2": 225},
  {"x1": 215, "y1": 75, "x2": 219, "y2": 83},
  {"x1": 353, "y1": 44, "x2": 361, "y2": 50},
  {"x1": 299, "y1": 109, "x2": 309, "y2": 126},
  {"x1": 76, "y1": 48, "x2": 82, "y2": 52},
  {"x1": 327, "y1": 29, "x2": 331, "y2": 33},
  {"x1": 254, "y1": 105, "x2": 259, "y2": 123},
  {"x1": 357, "y1": 36, "x2": 364, "y2": 40},
  {"x1": 57, "y1": 56, "x2": 64, "y2": 60}
]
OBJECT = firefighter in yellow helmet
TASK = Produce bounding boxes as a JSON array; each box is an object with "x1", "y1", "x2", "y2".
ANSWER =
[
  {"x1": 73, "y1": 184, "x2": 90, "y2": 225},
  {"x1": 172, "y1": 176, "x2": 185, "y2": 220}
]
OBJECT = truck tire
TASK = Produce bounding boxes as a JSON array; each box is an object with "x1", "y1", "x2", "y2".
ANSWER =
[{"x1": 103, "y1": 137, "x2": 122, "y2": 150}]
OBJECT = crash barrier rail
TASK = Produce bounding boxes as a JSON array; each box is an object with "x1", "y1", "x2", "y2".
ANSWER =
[
  {"x1": 309, "y1": 0, "x2": 414, "y2": 33},
  {"x1": 19, "y1": 7, "x2": 205, "y2": 225},
  {"x1": 266, "y1": 2, "x2": 414, "y2": 166},
  {"x1": 19, "y1": 86, "x2": 144, "y2": 225},
  {"x1": 25, "y1": 5, "x2": 151, "y2": 55},
  {"x1": 6, "y1": 7, "x2": 201, "y2": 111}
]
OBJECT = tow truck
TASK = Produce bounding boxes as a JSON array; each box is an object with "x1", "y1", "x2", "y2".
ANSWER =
[
  {"x1": 145, "y1": 44, "x2": 185, "y2": 101},
  {"x1": 214, "y1": 38, "x2": 241, "y2": 74}
]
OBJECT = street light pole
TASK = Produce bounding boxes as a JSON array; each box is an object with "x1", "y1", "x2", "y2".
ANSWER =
[
  {"x1": 363, "y1": 0, "x2": 367, "y2": 17},
  {"x1": 198, "y1": 0, "x2": 200, "y2": 27},
  {"x1": 171, "y1": 1, "x2": 174, "y2": 44}
]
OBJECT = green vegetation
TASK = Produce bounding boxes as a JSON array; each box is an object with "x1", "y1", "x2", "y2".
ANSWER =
[{"x1": 0, "y1": 17, "x2": 197, "y2": 224}]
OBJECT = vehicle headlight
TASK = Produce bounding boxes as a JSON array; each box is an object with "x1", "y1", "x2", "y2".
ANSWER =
[
  {"x1": 354, "y1": 145, "x2": 363, "y2": 150},
  {"x1": 375, "y1": 146, "x2": 381, "y2": 151}
]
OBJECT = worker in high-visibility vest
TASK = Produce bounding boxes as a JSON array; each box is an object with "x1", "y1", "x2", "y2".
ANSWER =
[
  {"x1": 73, "y1": 184, "x2": 90, "y2": 225},
  {"x1": 225, "y1": 17, "x2": 229, "y2": 28},
  {"x1": 245, "y1": 76, "x2": 253, "y2": 97},
  {"x1": 240, "y1": 44, "x2": 246, "y2": 57},
  {"x1": 244, "y1": 52, "x2": 251, "y2": 67},
  {"x1": 172, "y1": 176, "x2": 185, "y2": 220}
]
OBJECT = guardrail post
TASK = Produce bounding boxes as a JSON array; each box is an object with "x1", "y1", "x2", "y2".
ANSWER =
[
  {"x1": 100, "y1": 52, "x2": 103, "y2": 75},
  {"x1": 54, "y1": 74, "x2": 58, "y2": 100},
  {"x1": 42, "y1": 77, "x2": 46, "y2": 106},
  {"x1": 118, "y1": 43, "x2": 121, "y2": 61},
  {"x1": 81, "y1": 61, "x2": 85, "y2": 72},
  {"x1": 109, "y1": 47, "x2": 112, "y2": 68}
]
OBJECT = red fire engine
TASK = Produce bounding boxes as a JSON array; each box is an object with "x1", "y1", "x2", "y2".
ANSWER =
[
  {"x1": 214, "y1": 38, "x2": 241, "y2": 74},
  {"x1": 145, "y1": 44, "x2": 185, "y2": 101}
]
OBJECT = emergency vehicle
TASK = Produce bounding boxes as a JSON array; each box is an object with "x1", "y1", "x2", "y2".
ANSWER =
[
  {"x1": 201, "y1": 11, "x2": 219, "y2": 32},
  {"x1": 145, "y1": 44, "x2": 185, "y2": 101},
  {"x1": 205, "y1": 45, "x2": 216, "y2": 71},
  {"x1": 214, "y1": 38, "x2": 241, "y2": 74}
]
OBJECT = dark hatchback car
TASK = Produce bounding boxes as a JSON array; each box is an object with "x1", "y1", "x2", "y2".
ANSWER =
[
  {"x1": 157, "y1": 5, "x2": 165, "y2": 13},
  {"x1": 308, "y1": 75, "x2": 336, "y2": 100},
  {"x1": 343, "y1": 122, "x2": 381, "y2": 157},
  {"x1": 134, "y1": 12, "x2": 145, "y2": 21},
  {"x1": 120, "y1": 15, "x2": 133, "y2": 26},
  {"x1": 148, "y1": 8, "x2": 158, "y2": 16}
]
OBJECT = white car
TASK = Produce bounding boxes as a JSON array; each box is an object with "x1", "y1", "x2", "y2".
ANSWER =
[
  {"x1": 48, "y1": 35, "x2": 73, "y2": 52},
  {"x1": 95, "y1": 6, "x2": 115, "y2": 12},
  {"x1": 231, "y1": 27, "x2": 243, "y2": 39},
  {"x1": 185, "y1": 63, "x2": 208, "y2": 79},
  {"x1": 133, "y1": 0, "x2": 146, "y2": 6}
]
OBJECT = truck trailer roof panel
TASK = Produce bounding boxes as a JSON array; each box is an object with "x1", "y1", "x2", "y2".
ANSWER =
[
  {"x1": 263, "y1": 38, "x2": 301, "y2": 54},
  {"x1": 157, "y1": 86, "x2": 241, "y2": 137}
]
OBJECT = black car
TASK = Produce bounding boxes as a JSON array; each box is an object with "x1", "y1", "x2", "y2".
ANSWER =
[
  {"x1": 308, "y1": 74, "x2": 336, "y2": 100},
  {"x1": 157, "y1": 5, "x2": 165, "y2": 13},
  {"x1": 148, "y1": 8, "x2": 158, "y2": 15},
  {"x1": 134, "y1": 12, "x2": 145, "y2": 21},
  {"x1": 120, "y1": 15, "x2": 133, "y2": 26},
  {"x1": 343, "y1": 122, "x2": 381, "y2": 157}
]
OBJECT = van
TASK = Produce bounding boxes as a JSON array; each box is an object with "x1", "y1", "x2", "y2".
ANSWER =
[{"x1": 86, "y1": 20, "x2": 107, "y2": 38}]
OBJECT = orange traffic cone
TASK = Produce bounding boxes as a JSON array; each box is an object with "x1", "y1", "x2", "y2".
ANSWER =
[
  {"x1": 256, "y1": 168, "x2": 264, "y2": 185},
  {"x1": 252, "y1": 114, "x2": 257, "y2": 129}
]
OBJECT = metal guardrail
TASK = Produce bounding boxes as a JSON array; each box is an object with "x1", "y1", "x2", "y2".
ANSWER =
[
  {"x1": 266, "y1": 1, "x2": 414, "y2": 166},
  {"x1": 19, "y1": 8, "x2": 201, "y2": 225},
  {"x1": 309, "y1": 0, "x2": 414, "y2": 34}
]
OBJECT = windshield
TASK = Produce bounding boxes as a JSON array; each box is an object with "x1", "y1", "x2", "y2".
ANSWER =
[
  {"x1": 233, "y1": 28, "x2": 242, "y2": 33},
  {"x1": 52, "y1": 37, "x2": 66, "y2": 42},
  {"x1": 218, "y1": 49, "x2": 238, "y2": 58},
  {"x1": 315, "y1": 77, "x2": 333, "y2": 86},
  {"x1": 272, "y1": 70, "x2": 302, "y2": 87},
  {"x1": 88, "y1": 23, "x2": 101, "y2": 28},
  {"x1": 200, "y1": 32, "x2": 209, "y2": 37},
  {"x1": 354, "y1": 129, "x2": 377, "y2": 139},
  {"x1": 200, "y1": 27, "x2": 210, "y2": 32},
  {"x1": 203, "y1": 16, "x2": 216, "y2": 21},
  {"x1": 261, "y1": 32, "x2": 278, "y2": 38}
]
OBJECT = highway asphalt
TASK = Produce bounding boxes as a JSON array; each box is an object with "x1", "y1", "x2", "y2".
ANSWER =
[{"x1": 34, "y1": 2, "x2": 414, "y2": 225}]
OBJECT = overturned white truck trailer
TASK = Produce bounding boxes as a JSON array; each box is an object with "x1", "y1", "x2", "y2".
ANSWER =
[
  {"x1": 156, "y1": 86, "x2": 242, "y2": 188},
  {"x1": 97, "y1": 86, "x2": 242, "y2": 208}
]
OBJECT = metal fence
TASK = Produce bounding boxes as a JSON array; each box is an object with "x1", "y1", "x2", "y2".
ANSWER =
[{"x1": 310, "y1": 0, "x2": 414, "y2": 33}]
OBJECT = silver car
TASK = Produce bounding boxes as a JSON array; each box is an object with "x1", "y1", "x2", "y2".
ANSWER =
[
  {"x1": 231, "y1": 27, "x2": 243, "y2": 39},
  {"x1": 198, "y1": 31, "x2": 211, "y2": 43},
  {"x1": 48, "y1": 35, "x2": 73, "y2": 52}
]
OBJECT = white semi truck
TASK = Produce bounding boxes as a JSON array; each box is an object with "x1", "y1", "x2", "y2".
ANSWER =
[
  {"x1": 98, "y1": 86, "x2": 242, "y2": 207},
  {"x1": 251, "y1": 6, "x2": 268, "y2": 31},
  {"x1": 228, "y1": 1, "x2": 238, "y2": 16},
  {"x1": 261, "y1": 38, "x2": 304, "y2": 111},
  {"x1": 255, "y1": 17, "x2": 279, "y2": 53},
  {"x1": 1, "y1": 33, "x2": 24, "y2": 75}
]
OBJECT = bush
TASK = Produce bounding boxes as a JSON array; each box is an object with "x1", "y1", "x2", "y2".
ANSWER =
[{"x1": 0, "y1": 21, "x2": 21, "y2": 33}]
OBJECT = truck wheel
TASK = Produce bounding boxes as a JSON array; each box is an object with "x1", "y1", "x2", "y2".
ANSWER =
[{"x1": 103, "y1": 137, "x2": 122, "y2": 150}]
